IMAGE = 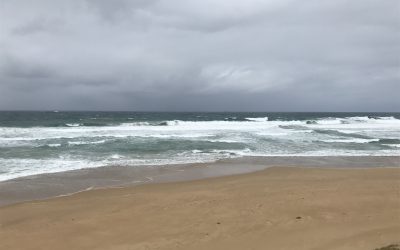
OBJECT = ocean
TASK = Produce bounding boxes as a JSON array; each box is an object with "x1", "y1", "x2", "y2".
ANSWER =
[{"x1": 0, "y1": 111, "x2": 399, "y2": 181}]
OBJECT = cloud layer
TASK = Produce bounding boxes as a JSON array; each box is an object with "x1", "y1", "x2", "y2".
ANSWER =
[{"x1": 0, "y1": 0, "x2": 399, "y2": 111}]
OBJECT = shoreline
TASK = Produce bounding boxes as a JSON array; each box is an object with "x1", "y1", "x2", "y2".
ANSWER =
[
  {"x1": 0, "y1": 156, "x2": 399, "y2": 207},
  {"x1": 1, "y1": 164, "x2": 399, "y2": 250}
]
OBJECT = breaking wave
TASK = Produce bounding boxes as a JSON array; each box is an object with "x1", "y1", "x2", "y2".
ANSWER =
[{"x1": 1, "y1": 112, "x2": 399, "y2": 181}]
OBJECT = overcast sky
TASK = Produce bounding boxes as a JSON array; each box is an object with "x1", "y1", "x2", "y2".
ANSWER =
[{"x1": 0, "y1": 0, "x2": 399, "y2": 111}]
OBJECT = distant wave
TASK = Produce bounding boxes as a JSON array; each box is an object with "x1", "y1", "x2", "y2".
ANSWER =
[
  {"x1": 65, "y1": 123, "x2": 80, "y2": 127},
  {"x1": 65, "y1": 122, "x2": 118, "y2": 127},
  {"x1": 0, "y1": 115, "x2": 398, "y2": 128},
  {"x1": 224, "y1": 117, "x2": 237, "y2": 121},
  {"x1": 313, "y1": 129, "x2": 373, "y2": 139},
  {"x1": 279, "y1": 125, "x2": 310, "y2": 130},
  {"x1": 370, "y1": 138, "x2": 400, "y2": 144},
  {"x1": 68, "y1": 140, "x2": 107, "y2": 146},
  {"x1": 317, "y1": 139, "x2": 379, "y2": 144},
  {"x1": 245, "y1": 117, "x2": 269, "y2": 122}
]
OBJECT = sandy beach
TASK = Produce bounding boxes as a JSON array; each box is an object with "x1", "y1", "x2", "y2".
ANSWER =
[{"x1": 1, "y1": 166, "x2": 399, "y2": 250}]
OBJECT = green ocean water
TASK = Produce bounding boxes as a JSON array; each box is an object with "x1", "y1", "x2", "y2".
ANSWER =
[{"x1": 0, "y1": 111, "x2": 399, "y2": 181}]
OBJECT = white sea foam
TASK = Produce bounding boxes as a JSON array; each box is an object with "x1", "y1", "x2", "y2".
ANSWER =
[
  {"x1": 0, "y1": 147, "x2": 399, "y2": 182},
  {"x1": 110, "y1": 154, "x2": 123, "y2": 159},
  {"x1": 245, "y1": 117, "x2": 269, "y2": 122},
  {"x1": 1, "y1": 118, "x2": 399, "y2": 145},
  {"x1": 318, "y1": 138, "x2": 380, "y2": 143},
  {"x1": 0, "y1": 118, "x2": 398, "y2": 149},
  {"x1": 0, "y1": 158, "x2": 102, "y2": 181},
  {"x1": 68, "y1": 140, "x2": 106, "y2": 145},
  {"x1": 1, "y1": 116, "x2": 399, "y2": 181},
  {"x1": 66, "y1": 123, "x2": 81, "y2": 127}
]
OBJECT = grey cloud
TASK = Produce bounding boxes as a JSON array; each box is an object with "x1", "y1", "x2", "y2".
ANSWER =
[
  {"x1": 85, "y1": 0, "x2": 159, "y2": 23},
  {"x1": 0, "y1": 54, "x2": 55, "y2": 79},
  {"x1": 11, "y1": 17, "x2": 64, "y2": 36},
  {"x1": 0, "y1": 0, "x2": 399, "y2": 111}
]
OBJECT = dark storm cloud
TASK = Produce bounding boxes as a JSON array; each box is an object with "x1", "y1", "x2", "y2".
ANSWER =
[{"x1": 0, "y1": 0, "x2": 399, "y2": 111}]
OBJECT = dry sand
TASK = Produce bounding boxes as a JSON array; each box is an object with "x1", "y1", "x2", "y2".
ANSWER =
[{"x1": 1, "y1": 167, "x2": 399, "y2": 250}]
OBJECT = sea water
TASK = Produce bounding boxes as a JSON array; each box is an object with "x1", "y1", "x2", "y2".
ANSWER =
[{"x1": 0, "y1": 111, "x2": 399, "y2": 181}]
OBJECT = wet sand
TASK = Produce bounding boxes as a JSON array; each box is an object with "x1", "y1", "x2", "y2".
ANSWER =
[
  {"x1": 1, "y1": 162, "x2": 400, "y2": 250},
  {"x1": 1, "y1": 156, "x2": 399, "y2": 206}
]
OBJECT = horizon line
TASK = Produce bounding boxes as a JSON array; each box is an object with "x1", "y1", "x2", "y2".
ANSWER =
[{"x1": 0, "y1": 110, "x2": 399, "y2": 113}]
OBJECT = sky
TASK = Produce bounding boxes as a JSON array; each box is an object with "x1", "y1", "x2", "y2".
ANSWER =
[{"x1": 0, "y1": 0, "x2": 399, "y2": 111}]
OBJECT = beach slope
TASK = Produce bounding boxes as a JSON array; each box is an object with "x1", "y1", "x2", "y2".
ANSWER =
[{"x1": 1, "y1": 167, "x2": 399, "y2": 250}]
